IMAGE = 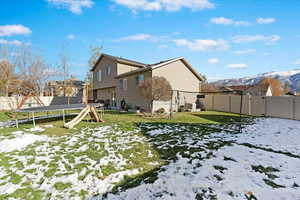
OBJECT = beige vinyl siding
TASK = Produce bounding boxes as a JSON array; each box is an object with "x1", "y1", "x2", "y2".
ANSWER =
[
  {"x1": 93, "y1": 56, "x2": 118, "y2": 90},
  {"x1": 152, "y1": 60, "x2": 201, "y2": 92},
  {"x1": 117, "y1": 63, "x2": 142, "y2": 75},
  {"x1": 96, "y1": 87, "x2": 116, "y2": 101},
  {"x1": 152, "y1": 60, "x2": 201, "y2": 106},
  {"x1": 116, "y1": 71, "x2": 152, "y2": 110}
]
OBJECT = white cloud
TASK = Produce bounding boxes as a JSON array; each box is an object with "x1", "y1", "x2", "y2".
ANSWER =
[
  {"x1": 227, "y1": 63, "x2": 248, "y2": 69},
  {"x1": 232, "y1": 34, "x2": 280, "y2": 44},
  {"x1": 293, "y1": 59, "x2": 300, "y2": 65},
  {"x1": 117, "y1": 34, "x2": 155, "y2": 42},
  {"x1": 210, "y1": 17, "x2": 251, "y2": 26},
  {"x1": 208, "y1": 58, "x2": 219, "y2": 64},
  {"x1": 46, "y1": 0, "x2": 94, "y2": 14},
  {"x1": 174, "y1": 38, "x2": 229, "y2": 51},
  {"x1": 67, "y1": 34, "x2": 75, "y2": 40},
  {"x1": 256, "y1": 17, "x2": 276, "y2": 24},
  {"x1": 0, "y1": 25, "x2": 31, "y2": 37},
  {"x1": 116, "y1": 33, "x2": 170, "y2": 43},
  {"x1": 112, "y1": 0, "x2": 214, "y2": 12},
  {"x1": 234, "y1": 49, "x2": 256, "y2": 55},
  {"x1": 0, "y1": 39, "x2": 25, "y2": 46}
]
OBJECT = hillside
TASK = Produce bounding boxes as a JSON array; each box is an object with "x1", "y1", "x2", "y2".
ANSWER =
[{"x1": 212, "y1": 69, "x2": 300, "y2": 91}]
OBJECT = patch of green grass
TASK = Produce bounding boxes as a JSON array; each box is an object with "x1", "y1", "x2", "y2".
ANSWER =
[
  {"x1": 252, "y1": 165, "x2": 279, "y2": 180},
  {"x1": 9, "y1": 171, "x2": 23, "y2": 184},
  {"x1": 14, "y1": 161, "x2": 24, "y2": 169},
  {"x1": 241, "y1": 143, "x2": 300, "y2": 159},
  {"x1": 263, "y1": 179, "x2": 285, "y2": 188},
  {"x1": 293, "y1": 182, "x2": 299, "y2": 188},
  {"x1": 0, "y1": 110, "x2": 247, "y2": 137},
  {"x1": 24, "y1": 168, "x2": 36, "y2": 174},
  {"x1": 54, "y1": 182, "x2": 72, "y2": 190},
  {"x1": 74, "y1": 163, "x2": 88, "y2": 173},
  {"x1": 101, "y1": 166, "x2": 119, "y2": 177},
  {"x1": 213, "y1": 165, "x2": 228, "y2": 174},
  {"x1": 0, "y1": 110, "x2": 248, "y2": 198},
  {"x1": 79, "y1": 189, "x2": 88, "y2": 199},
  {"x1": 27, "y1": 158, "x2": 36, "y2": 165},
  {"x1": 44, "y1": 168, "x2": 58, "y2": 178},
  {"x1": 223, "y1": 156, "x2": 237, "y2": 162},
  {"x1": 228, "y1": 191, "x2": 234, "y2": 197},
  {"x1": 0, "y1": 154, "x2": 12, "y2": 169},
  {"x1": 0, "y1": 187, "x2": 45, "y2": 200},
  {"x1": 214, "y1": 174, "x2": 223, "y2": 181}
]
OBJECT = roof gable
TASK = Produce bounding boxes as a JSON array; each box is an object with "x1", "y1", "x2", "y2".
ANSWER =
[
  {"x1": 115, "y1": 57, "x2": 205, "y2": 81},
  {"x1": 91, "y1": 53, "x2": 146, "y2": 71}
]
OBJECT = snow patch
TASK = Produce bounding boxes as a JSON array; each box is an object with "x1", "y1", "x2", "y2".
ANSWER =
[{"x1": 0, "y1": 133, "x2": 48, "y2": 153}]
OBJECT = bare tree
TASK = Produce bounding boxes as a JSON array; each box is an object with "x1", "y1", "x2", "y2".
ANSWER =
[
  {"x1": 59, "y1": 44, "x2": 70, "y2": 97},
  {"x1": 88, "y1": 46, "x2": 103, "y2": 69},
  {"x1": 86, "y1": 46, "x2": 102, "y2": 100},
  {"x1": 15, "y1": 47, "x2": 52, "y2": 96},
  {"x1": 259, "y1": 77, "x2": 283, "y2": 96},
  {"x1": 0, "y1": 45, "x2": 20, "y2": 96},
  {"x1": 283, "y1": 81, "x2": 290, "y2": 94},
  {"x1": 201, "y1": 83, "x2": 219, "y2": 93},
  {"x1": 139, "y1": 76, "x2": 172, "y2": 112},
  {"x1": 0, "y1": 60, "x2": 18, "y2": 96}
]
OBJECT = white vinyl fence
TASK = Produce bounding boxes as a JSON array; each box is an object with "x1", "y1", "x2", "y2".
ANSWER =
[
  {"x1": 0, "y1": 96, "x2": 83, "y2": 110},
  {"x1": 202, "y1": 95, "x2": 300, "y2": 121}
]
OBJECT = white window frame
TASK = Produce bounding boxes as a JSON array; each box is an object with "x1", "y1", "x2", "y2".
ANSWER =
[
  {"x1": 136, "y1": 74, "x2": 145, "y2": 85},
  {"x1": 98, "y1": 70, "x2": 102, "y2": 82},
  {"x1": 119, "y1": 79, "x2": 123, "y2": 90},
  {"x1": 107, "y1": 66, "x2": 111, "y2": 76},
  {"x1": 123, "y1": 79, "x2": 128, "y2": 91}
]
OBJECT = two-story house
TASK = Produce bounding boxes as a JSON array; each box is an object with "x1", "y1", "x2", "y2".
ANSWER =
[{"x1": 91, "y1": 53, "x2": 205, "y2": 111}]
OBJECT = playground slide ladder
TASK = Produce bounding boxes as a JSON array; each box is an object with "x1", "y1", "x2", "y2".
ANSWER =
[{"x1": 17, "y1": 94, "x2": 45, "y2": 110}]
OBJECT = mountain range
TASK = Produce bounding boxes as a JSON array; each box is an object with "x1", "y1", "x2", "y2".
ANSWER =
[{"x1": 212, "y1": 69, "x2": 300, "y2": 92}]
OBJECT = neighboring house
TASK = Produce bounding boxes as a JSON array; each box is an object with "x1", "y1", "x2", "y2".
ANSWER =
[
  {"x1": 201, "y1": 84, "x2": 273, "y2": 96},
  {"x1": 226, "y1": 84, "x2": 273, "y2": 96},
  {"x1": 91, "y1": 53, "x2": 205, "y2": 111},
  {"x1": 44, "y1": 78, "x2": 85, "y2": 97}
]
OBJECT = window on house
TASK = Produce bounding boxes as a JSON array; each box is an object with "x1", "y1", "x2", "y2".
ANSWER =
[
  {"x1": 124, "y1": 79, "x2": 128, "y2": 91},
  {"x1": 119, "y1": 79, "x2": 123, "y2": 90},
  {"x1": 98, "y1": 70, "x2": 102, "y2": 82},
  {"x1": 136, "y1": 74, "x2": 145, "y2": 85},
  {"x1": 107, "y1": 66, "x2": 111, "y2": 76}
]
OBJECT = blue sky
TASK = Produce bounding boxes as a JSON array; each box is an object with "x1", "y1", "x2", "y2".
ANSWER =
[{"x1": 0, "y1": 0, "x2": 300, "y2": 82}]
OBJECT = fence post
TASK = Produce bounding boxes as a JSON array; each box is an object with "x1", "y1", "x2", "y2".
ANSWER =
[
  {"x1": 248, "y1": 95, "x2": 252, "y2": 116},
  {"x1": 264, "y1": 97, "x2": 267, "y2": 117},
  {"x1": 212, "y1": 95, "x2": 215, "y2": 111},
  {"x1": 292, "y1": 97, "x2": 296, "y2": 120},
  {"x1": 169, "y1": 90, "x2": 173, "y2": 119},
  {"x1": 229, "y1": 96, "x2": 232, "y2": 112}
]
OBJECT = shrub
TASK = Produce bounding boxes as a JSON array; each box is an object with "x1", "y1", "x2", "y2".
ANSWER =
[{"x1": 155, "y1": 108, "x2": 165, "y2": 114}]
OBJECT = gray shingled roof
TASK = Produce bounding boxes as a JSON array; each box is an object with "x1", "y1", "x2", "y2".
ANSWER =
[{"x1": 91, "y1": 53, "x2": 146, "y2": 71}]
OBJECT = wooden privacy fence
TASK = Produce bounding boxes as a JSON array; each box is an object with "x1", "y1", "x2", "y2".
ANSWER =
[{"x1": 202, "y1": 95, "x2": 300, "y2": 120}]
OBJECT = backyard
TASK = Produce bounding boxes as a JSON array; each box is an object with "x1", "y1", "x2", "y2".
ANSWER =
[{"x1": 0, "y1": 111, "x2": 299, "y2": 199}]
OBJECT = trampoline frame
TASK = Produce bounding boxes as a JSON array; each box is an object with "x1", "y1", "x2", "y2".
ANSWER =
[{"x1": 15, "y1": 103, "x2": 103, "y2": 128}]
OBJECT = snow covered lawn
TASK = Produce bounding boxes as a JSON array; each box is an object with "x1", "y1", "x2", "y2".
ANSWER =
[
  {"x1": 0, "y1": 125, "x2": 162, "y2": 199},
  {"x1": 97, "y1": 118, "x2": 300, "y2": 200},
  {"x1": 0, "y1": 118, "x2": 300, "y2": 199}
]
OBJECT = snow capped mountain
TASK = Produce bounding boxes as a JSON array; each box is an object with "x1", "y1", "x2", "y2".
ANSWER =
[{"x1": 212, "y1": 69, "x2": 300, "y2": 91}]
